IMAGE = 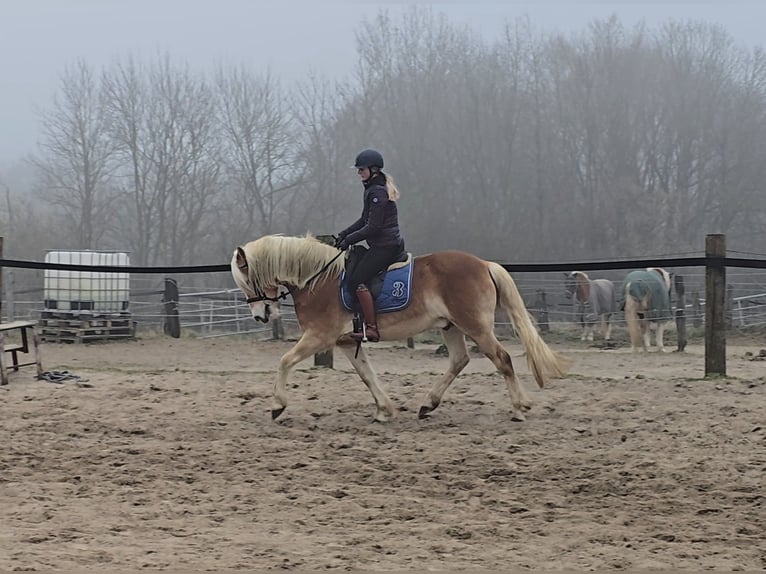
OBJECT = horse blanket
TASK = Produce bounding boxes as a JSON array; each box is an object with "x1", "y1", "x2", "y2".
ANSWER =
[
  {"x1": 578, "y1": 278, "x2": 616, "y2": 324},
  {"x1": 619, "y1": 270, "x2": 672, "y2": 321},
  {"x1": 340, "y1": 255, "x2": 414, "y2": 314}
]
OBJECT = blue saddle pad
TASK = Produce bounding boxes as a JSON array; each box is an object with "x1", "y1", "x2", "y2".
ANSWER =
[{"x1": 340, "y1": 261, "x2": 414, "y2": 314}]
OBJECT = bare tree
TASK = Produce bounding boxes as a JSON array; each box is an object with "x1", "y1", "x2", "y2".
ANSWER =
[
  {"x1": 32, "y1": 60, "x2": 116, "y2": 248},
  {"x1": 289, "y1": 73, "x2": 353, "y2": 234},
  {"x1": 103, "y1": 54, "x2": 221, "y2": 265},
  {"x1": 215, "y1": 66, "x2": 299, "y2": 238}
]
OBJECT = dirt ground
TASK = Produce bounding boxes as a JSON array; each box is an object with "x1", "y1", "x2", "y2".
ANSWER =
[{"x1": 1, "y1": 331, "x2": 764, "y2": 571}]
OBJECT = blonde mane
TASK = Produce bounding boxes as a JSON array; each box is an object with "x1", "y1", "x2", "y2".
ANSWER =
[{"x1": 240, "y1": 234, "x2": 345, "y2": 292}]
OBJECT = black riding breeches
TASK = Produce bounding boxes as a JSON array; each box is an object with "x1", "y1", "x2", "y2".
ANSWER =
[{"x1": 348, "y1": 244, "x2": 404, "y2": 292}]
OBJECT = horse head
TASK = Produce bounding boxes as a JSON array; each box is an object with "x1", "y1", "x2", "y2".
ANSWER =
[
  {"x1": 231, "y1": 246, "x2": 281, "y2": 323},
  {"x1": 563, "y1": 272, "x2": 576, "y2": 299},
  {"x1": 564, "y1": 271, "x2": 589, "y2": 302}
]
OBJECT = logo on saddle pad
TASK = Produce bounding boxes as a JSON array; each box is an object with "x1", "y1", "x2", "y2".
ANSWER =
[{"x1": 340, "y1": 260, "x2": 414, "y2": 314}]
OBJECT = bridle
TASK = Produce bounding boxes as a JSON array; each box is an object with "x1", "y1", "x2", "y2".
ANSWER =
[
  {"x1": 238, "y1": 261, "x2": 291, "y2": 304},
  {"x1": 238, "y1": 247, "x2": 345, "y2": 310}
]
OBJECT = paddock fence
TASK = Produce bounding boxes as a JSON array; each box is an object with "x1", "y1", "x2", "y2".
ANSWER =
[{"x1": 1, "y1": 234, "x2": 764, "y2": 375}]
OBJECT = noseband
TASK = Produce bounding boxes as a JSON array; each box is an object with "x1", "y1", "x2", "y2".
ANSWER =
[{"x1": 246, "y1": 291, "x2": 290, "y2": 304}]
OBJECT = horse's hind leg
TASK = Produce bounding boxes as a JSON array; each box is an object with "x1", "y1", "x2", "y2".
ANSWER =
[
  {"x1": 603, "y1": 314, "x2": 613, "y2": 340},
  {"x1": 469, "y1": 330, "x2": 532, "y2": 421},
  {"x1": 418, "y1": 326, "x2": 470, "y2": 419},
  {"x1": 337, "y1": 341, "x2": 396, "y2": 422}
]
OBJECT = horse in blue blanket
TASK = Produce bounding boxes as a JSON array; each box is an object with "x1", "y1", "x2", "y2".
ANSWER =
[{"x1": 620, "y1": 267, "x2": 673, "y2": 352}]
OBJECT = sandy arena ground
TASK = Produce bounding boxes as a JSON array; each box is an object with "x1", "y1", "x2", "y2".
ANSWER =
[{"x1": 1, "y1": 331, "x2": 764, "y2": 571}]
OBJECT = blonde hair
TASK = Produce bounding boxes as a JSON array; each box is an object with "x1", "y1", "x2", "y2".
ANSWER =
[{"x1": 385, "y1": 174, "x2": 400, "y2": 201}]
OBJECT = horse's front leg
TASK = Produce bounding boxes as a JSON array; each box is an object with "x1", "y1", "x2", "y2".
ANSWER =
[
  {"x1": 272, "y1": 332, "x2": 333, "y2": 420},
  {"x1": 655, "y1": 320, "x2": 667, "y2": 353},
  {"x1": 337, "y1": 339, "x2": 396, "y2": 422}
]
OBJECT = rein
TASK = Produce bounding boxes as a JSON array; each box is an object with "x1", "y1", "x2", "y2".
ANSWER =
[{"x1": 303, "y1": 248, "x2": 345, "y2": 287}]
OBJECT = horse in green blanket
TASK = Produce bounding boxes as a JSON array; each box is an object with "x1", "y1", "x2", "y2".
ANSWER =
[{"x1": 620, "y1": 267, "x2": 673, "y2": 352}]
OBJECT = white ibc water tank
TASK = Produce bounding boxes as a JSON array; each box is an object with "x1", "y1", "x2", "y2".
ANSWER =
[{"x1": 44, "y1": 251, "x2": 130, "y2": 312}]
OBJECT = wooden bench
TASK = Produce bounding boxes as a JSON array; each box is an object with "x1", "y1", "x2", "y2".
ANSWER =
[{"x1": 0, "y1": 320, "x2": 43, "y2": 384}]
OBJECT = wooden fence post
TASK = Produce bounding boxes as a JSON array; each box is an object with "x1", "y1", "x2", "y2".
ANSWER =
[
  {"x1": 163, "y1": 278, "x2": 181, "y2": 338},
  {"x1": 532, "y1": 289, "x2": 550, "y2": 332},
  {"x1": 705, "y1": 234, "x2": 726, "y2": 376},
  {"x1": 313, "y1": 235, "x2": 336, "y2": 368},
  {"x1": 271, "y1": 306, "x2": 284, "y2": 340},
  {"x1": 674, "y1": 274, "x2": 687, "y2": 352}
]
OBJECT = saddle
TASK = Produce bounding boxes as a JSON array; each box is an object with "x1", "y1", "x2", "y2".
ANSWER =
[{"x1": 340, "y1": 245, "x2": 413, "y2": 313}]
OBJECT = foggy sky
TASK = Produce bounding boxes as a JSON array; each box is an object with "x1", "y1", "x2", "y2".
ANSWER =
[{"x1": 1, "y1": 0, "x2": 762, "y2": 163}]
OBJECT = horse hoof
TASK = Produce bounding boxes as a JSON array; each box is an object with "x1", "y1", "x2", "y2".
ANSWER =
[
  {"x1": 418, "y1": 405, "x2": 433, "y2": 419},
  {"x1": 511, "y1": 412, "x2": 526, "y2": 422},
  {"x1": 271, "y1": 407, "x2": 285, "y2": 420}
]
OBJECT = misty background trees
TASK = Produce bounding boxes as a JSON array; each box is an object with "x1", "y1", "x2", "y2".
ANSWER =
[{"x1": 2, "y1": 9, "x2": 765, "y2": 266}]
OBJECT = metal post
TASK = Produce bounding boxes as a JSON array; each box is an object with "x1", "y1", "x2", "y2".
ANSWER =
[{"x1": 674, "y1": 274, "x2": 687, "y2": 352}]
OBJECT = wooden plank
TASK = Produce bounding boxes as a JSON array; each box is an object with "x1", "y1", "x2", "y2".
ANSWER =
[{"x1": 0, "y1": 320, "x2": 36, "y2": 331}]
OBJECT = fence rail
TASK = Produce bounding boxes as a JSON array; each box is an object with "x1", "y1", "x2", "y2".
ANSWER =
[{"x1": 2, "y1": 234, "x2": 765, "y2": 376}]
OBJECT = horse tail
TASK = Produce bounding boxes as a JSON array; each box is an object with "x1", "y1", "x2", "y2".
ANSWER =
[{"x1": 488, "y1": 262, "x2": 569, "y2": 388}]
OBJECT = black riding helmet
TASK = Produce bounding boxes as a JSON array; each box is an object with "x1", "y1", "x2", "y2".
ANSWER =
[{"x1": 353, "y1": 148, "x2": 384, "y2": 170}]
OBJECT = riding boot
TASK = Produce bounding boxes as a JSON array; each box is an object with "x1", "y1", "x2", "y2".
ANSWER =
[{"x1": 353, "y1": 285, "x2": 380, "y2": 342}]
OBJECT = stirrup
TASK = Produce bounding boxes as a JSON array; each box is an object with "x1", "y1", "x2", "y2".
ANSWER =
[{"x1": 351, "y1": 323, "x2": 379, "y2": 343}]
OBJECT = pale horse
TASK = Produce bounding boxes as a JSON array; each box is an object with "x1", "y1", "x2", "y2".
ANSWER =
[{"x1": 231, "y1": 234, "x2": 570, "y2": 423}]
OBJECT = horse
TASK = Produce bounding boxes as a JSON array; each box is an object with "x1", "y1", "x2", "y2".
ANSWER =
[
  {"x1": 563, "y1": 271, "x2": 617, "y2": 341},
  {"x1": 231, "y1": 234, "x2": 569, "y2": 423},
  {"x1": 620, "y1": 267, "x2": 673, "y2": 352}
]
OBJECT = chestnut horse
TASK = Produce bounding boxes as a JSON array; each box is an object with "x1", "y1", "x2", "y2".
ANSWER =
[
  {"x1": 231, "y1": 234, "x2": 569, "y2": 422},
  {"x1": 564, "y1": 271, "x2": 617, "y2": 341}
]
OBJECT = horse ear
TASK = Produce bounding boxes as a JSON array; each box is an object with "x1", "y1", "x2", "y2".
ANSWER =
[{"x1": 236, "y1": 246, "x2": 247, "y2": 270}]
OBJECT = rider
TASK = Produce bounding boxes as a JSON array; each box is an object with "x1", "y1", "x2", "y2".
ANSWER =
[{"x1": 335, "y1": 148, "x2": 405, "y2": 342}]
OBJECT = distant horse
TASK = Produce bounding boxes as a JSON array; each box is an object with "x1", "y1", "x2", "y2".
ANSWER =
[
  {"x1": 620, "y1": 267, "x2": 673, "y2": 352},
  {"x1": 231, "y1": 234, "x2": 569, "y2": 422},
  {"x1": 563, "y1": 271, "x2": 617, "y2": 341}
]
